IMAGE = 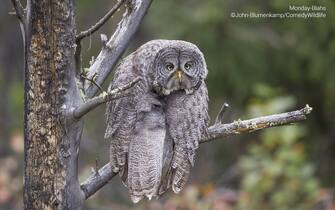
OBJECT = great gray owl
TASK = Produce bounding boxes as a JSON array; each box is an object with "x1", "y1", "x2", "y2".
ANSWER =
[{"x1": 105, "y1": 40, "x2": 209, "y2": 203}]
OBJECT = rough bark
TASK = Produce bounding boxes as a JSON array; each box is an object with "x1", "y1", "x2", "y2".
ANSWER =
[{"x1": 24, "y1": 0, "x2": 84, "y2": 209}]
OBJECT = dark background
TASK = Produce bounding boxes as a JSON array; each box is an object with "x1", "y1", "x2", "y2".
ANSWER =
[{"x1": 1, "y1": 0, "x2": 334, "y2": 209}]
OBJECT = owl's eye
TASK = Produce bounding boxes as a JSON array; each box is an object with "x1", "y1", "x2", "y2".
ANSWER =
[
  {"x1": 184, "y1": 62, "x2": 192, "y2": 70},
  {"x1": 166, "y1": 63, "x2": 174, "y2": 71}
]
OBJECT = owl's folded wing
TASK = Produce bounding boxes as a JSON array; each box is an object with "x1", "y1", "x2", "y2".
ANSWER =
[
  {"x1": 105, "y1": 54, "x2": 169, "y2": 202},
  {"x1": 165, "y1": 82, "x2": 209, "y2": 193},
  {"x1": 104, "y1": 55, "x2": 140, "y2": 177}
]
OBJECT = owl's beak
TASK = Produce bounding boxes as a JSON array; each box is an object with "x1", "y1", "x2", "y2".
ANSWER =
[{"x1": 176, "y1": 70, "x2": 183, "y2": 82}]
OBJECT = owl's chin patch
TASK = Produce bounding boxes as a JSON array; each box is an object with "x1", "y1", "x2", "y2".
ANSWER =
[
  {"x1": 161, "y1": 87, "x2": 195, "y2": 96},
  {"x1": 153, "y1": 80, "x2": 196, "y2": 95}
]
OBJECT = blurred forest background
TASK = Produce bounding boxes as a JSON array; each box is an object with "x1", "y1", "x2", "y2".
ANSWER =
[{"x1": 1, "y1": 0, "x2": 335, "y2": 209}]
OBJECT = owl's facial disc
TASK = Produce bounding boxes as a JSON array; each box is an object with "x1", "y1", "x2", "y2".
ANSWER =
[{"x1": 153, "y1": 47, "x2": 205, "y2": 96}]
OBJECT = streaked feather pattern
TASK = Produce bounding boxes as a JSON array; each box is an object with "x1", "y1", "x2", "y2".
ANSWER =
[
  {"x1": 165, "y1": 83, "x2": 209, "y2": 193},
  {"x1": 105, "y1": 40, "x2": 209, "y2": 202}
]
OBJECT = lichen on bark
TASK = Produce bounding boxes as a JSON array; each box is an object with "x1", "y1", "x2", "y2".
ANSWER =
[{"x1": 24, "y1": 0, "x2": 84, "y2": 209}]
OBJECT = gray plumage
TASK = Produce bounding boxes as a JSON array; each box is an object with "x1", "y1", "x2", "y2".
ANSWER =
[{"x1": 105, "y1": 40, "x2": 209, "y2": 203}]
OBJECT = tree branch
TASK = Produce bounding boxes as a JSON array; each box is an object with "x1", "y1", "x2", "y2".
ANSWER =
[
  {"x1": 84, "y1": 0, "x2": 153, "y2": 98},
  {"x1": 201, "y1": 104, "x2": 313, "y2": 143},
  {"x1": 73, "y1": 77, "x2": 140, "y2": 120},
  {"x1": 81, "y1": 163, "x2": 117, "y2": 199},
  {"x1": 76, "y1": 0, "x2": 125, "y2": 42},
  {"x1": 10, "y1": 0, "x2": 25, "y2": 23},
  {"x1": 80, "y1": 104, "x2": 313, "y2": 199}
]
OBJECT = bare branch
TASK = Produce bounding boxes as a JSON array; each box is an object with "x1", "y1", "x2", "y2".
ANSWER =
[
  {"x1": 81, "y1": 163, "x2": 117, "y2": 199},
  {"x1": 84, "y1": 0, "x2": 153, "y2": 98},
  {"x1": 80, "y1": 105, "x2": 312, "y2": 199},
  {"x1": 201, "y1": 104, "x2": 313, "y2": 143},
  {"x1": 74, "y1": 0, "x2": 124, "y2": 76},
  {"x1": 10, "y1": 0, "x2": 25, "y2": 23},
  {"x1": 76, "y1": 0, "x2": 125, "y2": 42},
  {"x1": 73, "y1": 77, "x2": 140, "y2": 120},
  {"x1": 215, "y1": 102, "x2": 230, "y2": 124}
]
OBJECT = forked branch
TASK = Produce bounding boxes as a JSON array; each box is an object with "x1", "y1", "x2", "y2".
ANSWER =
[
  {"x1": 75, "y1": 0, "x2": 125, "y2": 75},
  {"x1": 76, "y1": 0, "x2": 125, "y2": 42},
  {"x1": 85, "y1": 0, "x2": 153, "y2": 98},
  {"x1": 73, "y1": 77, "x2": 140, "y2": 120},
  {"x1": 80, "y1": 104, "x2": 313, "y2": 199}
]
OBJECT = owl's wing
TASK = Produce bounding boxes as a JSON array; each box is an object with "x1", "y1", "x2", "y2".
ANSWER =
[
  {"x1": 165, "y1": 82, "x2": 209, "y2": 193},
  {"x1": 105, "y1": 54, "x2": 167, "y2": 203},
  {"x1": 105, "y1": 55, "x2": 140, "y2": 176}
]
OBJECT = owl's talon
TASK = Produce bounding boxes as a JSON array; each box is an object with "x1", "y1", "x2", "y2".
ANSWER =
[{"x1": 185, "y1": 88, "x2": 194, "y2": 94}]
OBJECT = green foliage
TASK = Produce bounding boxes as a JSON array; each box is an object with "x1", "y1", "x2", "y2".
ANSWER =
[{"x1": 238, "y1": 95, "x2": 320, "y2": 210}]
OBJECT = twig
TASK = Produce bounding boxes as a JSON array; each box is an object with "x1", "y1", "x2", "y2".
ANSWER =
[
  {"x1": 80, "y1": 105, "x2": 312, "y2": 199},
  {"x1": 10, "y1": 0, "x2": 25, "y2": 23},
  {"x1": 80, "y1": 73, "x2": 104, "y2": 94},
  {"x1": 215, "y1": 102, "x2": 230, "y2": 124},
  {"x1": 75, "y1": 0, "x2": 125, "y2": 77},
  {"x1": 84, "y1": 0, "x2": 153, "y2": 98},
  {"x1": 76, "y1": 0, "x2": 125, "y2": 42},
  {"x1": 92, "y1": 158, "x2": 100, "y2": 176},
  {"x1": 73, "y1": 77, "x2": 140, "y2": 120}
]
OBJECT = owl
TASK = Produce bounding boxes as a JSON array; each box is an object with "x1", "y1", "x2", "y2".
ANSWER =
[{"x1": 105, "y1": 40, "x2": 209, "y2": 203}]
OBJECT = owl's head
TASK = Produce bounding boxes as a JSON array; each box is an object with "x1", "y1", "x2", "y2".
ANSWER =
[{"x1": 152, "y1": 41, "x2": 207, "y2": 96}]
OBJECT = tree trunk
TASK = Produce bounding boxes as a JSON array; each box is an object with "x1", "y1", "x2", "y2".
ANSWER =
[{"x1": 24, "y1": 0, "x2": 84, "y2": 209}]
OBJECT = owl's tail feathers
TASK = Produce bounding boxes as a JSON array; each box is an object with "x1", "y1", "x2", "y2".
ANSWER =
[
  {"x1": 127, "y1": 168, "x2": 161, "y2": 203},
  {"x1": 171, "y1": 150, "x2": 192, "y2": 194},
  {"x1": 127, "y1": 135, "x2": 165, "y2": 203}
]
